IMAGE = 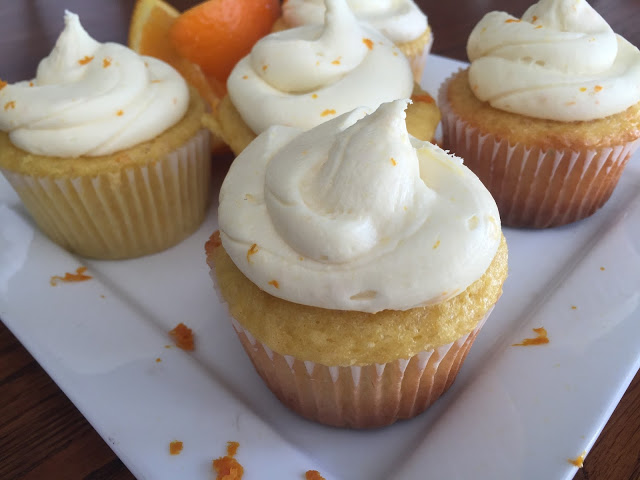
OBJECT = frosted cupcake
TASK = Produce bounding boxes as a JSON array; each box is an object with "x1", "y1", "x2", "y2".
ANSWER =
[
  {"x1": 274, "y1": 0, "x2": 432, "y2": 83},
  {"x1": 206, "y1": 0, "x2": 440, "y2": 156},
  {"x1": 206, "y1": 100, "x2": 507, "y2": 428},
  {"x1": 439, "y1": 0, "x2": 640, "y2": 228},
  {"x1": 0, "y1": 12, "x2": 211, "y2": 259}
]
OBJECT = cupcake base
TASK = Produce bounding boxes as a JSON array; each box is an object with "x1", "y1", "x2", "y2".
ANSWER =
[
  {"x1": 439, "y1": 71, "x2": 640, "y2": 228},
  {"x1": 231, "y1": 313, "x2": 488, "y2": 429}
]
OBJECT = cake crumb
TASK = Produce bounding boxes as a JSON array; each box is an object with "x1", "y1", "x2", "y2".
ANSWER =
[
  {"x1": 169, "y1": 323, "x2": 195, "y2": 351},
  {"x1": 568, "y1": 450, "x2": 586, "y2": 468},
  {"x1": 505, "y1": 18, "x2": 521, "y2": 23},
  {"x1": 362, "y1": 38, "x2": 374, "y2": 50},
  {"x1": 512, "y1": 327, "x2": 549, "y2": 346},
  {"x1": 50, "y1": 266, "x2": 92, "y2": 286},
  {"x1": 169, "y1": 440, "x2": 183, "y2": 455},
  {"x1": 390, "y1": 157, "x2": 397, "y2": 166},
  {"x1": 305, "y1": 471, "x2": 326, "y2": 480},
  {"x1": 312, "y1": 94, "x2": 318, "y2": 99},
  {"x1": 213, "y1": 441, "x2": 243, "y2": 480}
]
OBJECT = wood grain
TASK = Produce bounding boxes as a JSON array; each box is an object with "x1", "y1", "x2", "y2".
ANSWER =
[{"x1": 1, "y1": 1, "x2": 639, "y2": 479}]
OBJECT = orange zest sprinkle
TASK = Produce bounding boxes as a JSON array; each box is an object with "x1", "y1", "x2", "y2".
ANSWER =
[
  {"x1": 164, "y1": 345, "x2": 172, "y2": 349},
  {"x1": 580, "y1": 87, "x2": 587, "y2": 92},
  {"x1": 0, "y1": 79, "x2": 7, "y2": 90},
  {"x1": 117, "y1": 110, "x2": 124, "y2": 116},
  {"x1": 512, "y1": 327, "x2": 549, "y2": 347},
  {"x1": 594, "y1": 85, "x2": 603, "y2": 92},
  {"x1": 412, "y1": 94, "x2": 435, "y2": 104},
  {"x1": 242, "y1": 75, "x2": 248, "y2": 79},
  {"x1": 247, "y1": 243, "x2": 259, "y2": 263},
  {"x1": 50, "y1": 266, "x2": 92, "y2": 286},
  {"x1": 433, "y1": 240, "x2": 441, "y2": 249},
  {"x1": 29, "y1": 82, "x2": 34, "y2": 87},
  {"x1": 321, "y1": 109, "x2": 336, "y2": 117},
  {"x1": 262, "y1": 64, "x2": 268, "y2": 71},
  {"x1": 169, "y1": 323, "x2": 195, "y2": 351},
  {"x1": 331, "y1": 57, "x2": 341, "y2": 65},
  {"x1": 390, "y1": 157, "x2": 397, "y2": 166},
  {"x1": 213, "y1": 441, "x2": 244, "y2": 480},
  {"x1": 169, "y1": 441, "x2": 183, "y2": 455},
  {"x1": 78, "y1": 55, "x2": 94, "y2": 65},
  {"x1": 535, "y1": 25, "x2": 543, "y2": 29},
  {"x1": 568, "y1": 451, "x2": 586, "y2": 468},
  {"x1": 505, "y1": 18, "x2": 521, "y2": 23},
  {"x1": 155, "y1": 358, "x2": 162, "y2": 363},
  {"x1": 306, "y1": 471, "x2": 327, "y2": 480},
  {"x1": 4, "y1": 101, "x2": 15, "y2": 111},
  {"x1": 268, "y1": 279, "x2": 280, "y2": 289},
  {"x1": 531, "y1": 15, "x2": 538, "y2": 22},
  {"x1": 600, "y1": 266, "x2": 605, "y2": 271},
  {"x1": 103, "y1": 57, "x2": 112, "y2": 68},
  {"x1": 362, "y1": 38, "x2": 374, "y2": 50},
  {"x1": 312, "y1": 93, "x2": 318, "y2": 99},
  {"x1": 571, "y1": 305, "x2": 577, "y2": 310}
]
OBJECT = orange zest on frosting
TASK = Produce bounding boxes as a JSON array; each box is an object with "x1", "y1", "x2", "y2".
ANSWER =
[
  {"x1": 512, "y1": 327, "x2": 549, "y2": 347},
  {"x1": 594, "y1": 85, "x2": 603, "y2": 92},
  {"x1": 505, "y1": 18, "x2": 521, "y2": 23},
  {"x1": 169, "y1": 323, "x2": 195, "y2": 351},
  {"x1": 103, "y1": 57, "x2": 112, "y2": 68},
  {"x1": 268, "y1": 279, "x2": 280, "y2": 289},
  {"x1": 169, "y1": 441, "x2": 183, "y2": 455},
  {"x1": 535, "y1": 25, "x2": 543, "y2": 29},
  {"x1": 242, "y1": 75, "x2": 248, "y2": 79},
  {"x1": 50, "y1": 266, "x2": 92, "y2": 286},
  {"x1": 305, "y1": 471, "x2": 327, "y2": 480},
  {"x1": 390, "y1": 157, "x2": 397, "y2": 166},
  {"x1": 78, "y1": 55, "x2": 94, "y2": 65},
  {"x1": 29, "y1": 82, "x2": 34, "y2": 87},
  {"x1": 321, "y1": 109, "x2": 336, "y2": 117},
  {"x1": 117, "y1": 110, "x2": 124, "y2": 116},
  {"x1": 0, "y1": 79, "x2": 7, "y2": 90},
  {"x1": 4, "y1": 101, "x2": 15, "y2": 111},
  {"x1": 412, "y1": 94, "x2": 435, "y2": 104},
  {"x1": 433, "y1": 240, "x2": 441, "y2": 249},
  {"x1": 247, "y1": 243, "x2": 259, "y2": 263},
  {"x1": 331, "y1": 57, "x2": 341, "y2": 65},
  {"x1": 531, "y1": 15, "x2": 538, "y2": 23},
  {"x1": 213, "y1": 441, "x2": 244, "y2": 480},
  {"x1": 362, "y1": 38, "x2": 374, "y2": 50},
  {"x1": 262, "y1": 64, "x2": 268, "y2": 71},
  {"x1": 580, "y1": 87, "x2": 587, "y2": 92},
  {"x1": 568, "y1": 451, "x2": 586, "y2": 468},
  {"x1": 312, "y1": 93, "x2": 318, "y2": 99}
]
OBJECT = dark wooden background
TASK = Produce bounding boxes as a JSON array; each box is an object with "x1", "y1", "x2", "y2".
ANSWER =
[{"x1": 1, "y1": 1, "x2": 639, "y2": 479}]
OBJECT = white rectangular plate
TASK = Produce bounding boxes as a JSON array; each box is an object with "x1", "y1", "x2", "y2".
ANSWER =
[{"x1": 2, "y1": 55, "x2": 640, "y2": 480}]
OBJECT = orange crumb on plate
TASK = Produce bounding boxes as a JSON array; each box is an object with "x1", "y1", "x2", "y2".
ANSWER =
[
  {"x1": 227, "y1": 441, "x2": 239, "y2": 457},
  {"x1": 50, "y1": 266, "x2": 92, "y2": 286},
  {"x1": 512, "y1": 327, "x2": 549, "y2": 347},
  {"x1": 169, "y1": 440, "x2": 183, "y2": 455},
  {"x1": 305, "y1": 470, "x2": 326, "y2": 480},
  {"x1": 213, "y1": 441, "x2": 243, "y2": 480},
  {"x1": 568, "y1": 450, "x2": 586, "y2": 468},
  {"x1": 390, "y1": 157, "x2": 397, "y2": 166},
  {"x1": 169, "y1": 323, "x2": 195, "y2": 351}
]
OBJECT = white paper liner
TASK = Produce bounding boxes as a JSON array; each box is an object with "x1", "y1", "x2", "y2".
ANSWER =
[
  {"x1": 1, "y1": 129, "x2": 211, "y2": 259},
  {"x1": 230, "y1": 309, "x2": 491, "y2": 429},
  {"x1": 438, "y1": 73, "x2": 640, "y2": 228}
]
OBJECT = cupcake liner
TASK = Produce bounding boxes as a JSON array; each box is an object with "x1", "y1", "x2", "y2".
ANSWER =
[
  {"x1": 438, "y1": 75, "x2": 640, "y2": 228},
  {"x1": 1, "y1": 129, "x2": 211, "y2": 259},
  {"x1": 229, "y1": 310, "x2": 490, "y2": 429}
]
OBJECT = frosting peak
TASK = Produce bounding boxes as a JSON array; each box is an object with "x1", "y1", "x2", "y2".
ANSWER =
[
  {"x1": 0, "y1": 12, "x2": 189, "y2": 157},
  {"x1": 467, "y1": 0, "x2": 640, "y2": 121},
  {"x1": 219, "y1": 100, "x2": 501, "y2": 313},
  {"x1": 227, "y1": 0, "x2": 413, "y2": 134}
]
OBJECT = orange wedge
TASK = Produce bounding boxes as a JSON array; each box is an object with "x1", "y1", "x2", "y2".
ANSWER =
[{"x1": 129, "y1": 0, "x2": 226, "y2": 106}]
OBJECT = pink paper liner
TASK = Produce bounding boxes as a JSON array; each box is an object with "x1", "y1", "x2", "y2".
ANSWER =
[
  {"x1": 1, "y1": 129, "x2": 211, "y2": 259},
  {"x1": 229, "y1": 309, "x2": 491, "y2": 429},
  {"x1": 438, "y1": 73, "x2": 640, "y2": 228}
]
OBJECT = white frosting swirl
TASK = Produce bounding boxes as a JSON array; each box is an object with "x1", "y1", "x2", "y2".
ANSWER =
[
  {"x1": 218, "y1": 100, "x2": 501, "y2": 313},
  {"x1": 467, "y1": 0, "x2": 640, "y2": 121},
  {"x1": 0, "y1": 11, "x2": 189, "y2": 157},
  {"x1": 228, "y1": 0, "x2": 413, "y2": 135},
  {"x1": 283, "y1": 0, "x2": 428, "y2": 44}
]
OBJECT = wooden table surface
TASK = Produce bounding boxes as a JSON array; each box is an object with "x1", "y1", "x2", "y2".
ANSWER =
[{"x1": 1, "y1": 1, "x2": 639, "y2": 479}]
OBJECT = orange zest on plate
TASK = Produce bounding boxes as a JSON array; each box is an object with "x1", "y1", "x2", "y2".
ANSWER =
[
  {"x1": 169, "y1": 322, "x2": 195, "y2": 351},
  {"x1": 213, "y1": 441, "x2": 244, "y2": 479},
  {"x1": 50, "y1": 266, "x2": 92, "y2": 286},
  {"x1": 512, "y1": 327, "x2": 549, "y2": 347}
]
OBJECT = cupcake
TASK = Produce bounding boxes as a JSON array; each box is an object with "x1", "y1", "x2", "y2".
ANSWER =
[
  {"x1": 439, "y1": 0, "x2": 640, "y2": 228},
  {"x1": 205, "y1": 0, "x2": 440, "y2": 156},
  {"x1": 274, "y1": 0, "x2": 433, "y2": 83},
  {"x1": 0, "y1": 12, "x2": 211, "y2": 259},
  {"x1": 206, "y1": 100, "x2": 507, "y2": 428}
]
